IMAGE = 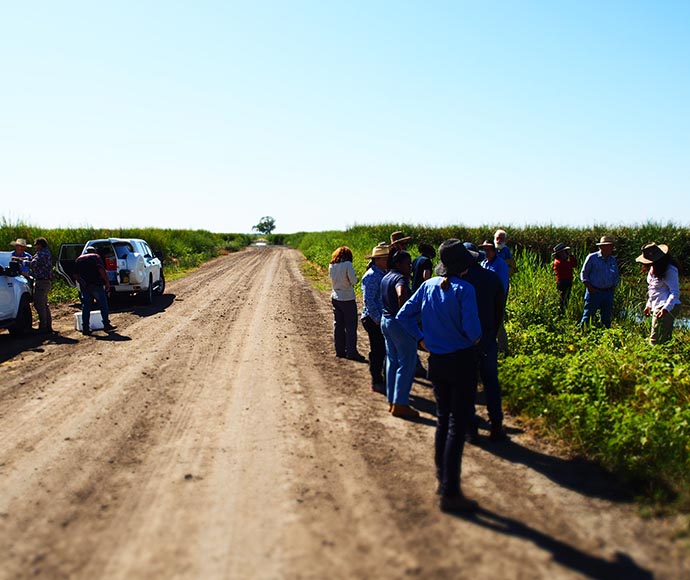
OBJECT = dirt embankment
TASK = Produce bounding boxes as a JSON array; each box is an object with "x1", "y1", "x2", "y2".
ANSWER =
[{"x1": 0, "y1": 246, "x2": 688, "y2": 579}]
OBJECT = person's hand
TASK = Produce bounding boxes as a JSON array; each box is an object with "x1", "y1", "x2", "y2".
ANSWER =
[
  {"x1": 643, "y1": 306, "x2": 651, "y2": 317},
  {"x1": 655, "y1": 309, "x2": 667, "y2": 319},
  {"x1": 586, "y1": 283, "x2": 597, "y2": 293}
]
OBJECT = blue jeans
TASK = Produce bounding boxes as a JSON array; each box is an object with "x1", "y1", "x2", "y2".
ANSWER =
[
  {"x1": 381, "y1": 316, "x2": 417, "y2": 405},
  {"x1": 81, "y1": 285, "x2": 110, "y2": 329},
  {"x1": 580, "y1": 289, "x2": 614, "y2": 328}
]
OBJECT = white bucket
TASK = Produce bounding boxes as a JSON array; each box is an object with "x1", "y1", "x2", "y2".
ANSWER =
[{"x1": 74, "y1": 311, "x2": 105, "y2": 331}]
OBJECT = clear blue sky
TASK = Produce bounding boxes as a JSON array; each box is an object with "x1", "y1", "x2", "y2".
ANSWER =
[{"x1": 2, "y1": 1, "x2": 688, "y2": 233}]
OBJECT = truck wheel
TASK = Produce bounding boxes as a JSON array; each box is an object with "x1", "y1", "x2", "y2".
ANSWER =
[
  {"x1": 141, "y1": 275, "x2": 154, "y2": 305},
  {"x1": 9, "y1": 295, "x2": 33, "y2": 336},
  {"x1": 155, "y1": 270, "x2": 165, "y2": 295}
]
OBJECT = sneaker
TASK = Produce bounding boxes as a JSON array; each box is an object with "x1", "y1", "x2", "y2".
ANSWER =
[
  {"x1": 346, "y1": 353, "x2": 367, "y2": 363},
  {"x1": 390, "y1": 404, "x2": 420, "y2": 419},
  {"x1": 439, "y1": 493, "x2": 479, "y2": 513},
  {"x1": 82, "y1": 328, "x2": 92, "y2": 336},
  {"x1": 103, "y1": 323, "x2": 117, "y2": 332}
]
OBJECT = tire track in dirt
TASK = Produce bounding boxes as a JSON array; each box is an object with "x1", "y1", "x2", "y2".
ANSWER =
[{"x1": 1, "y1": 246, "x2": 689, "y2": 579}]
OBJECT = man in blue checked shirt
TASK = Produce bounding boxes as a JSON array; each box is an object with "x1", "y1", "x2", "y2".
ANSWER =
[
  {"x1": 360, "y1": 243, "x2": 389, "y2": 392},
  {"x1": 580, "y1": 236, "x2": 620, "y2": 328}
]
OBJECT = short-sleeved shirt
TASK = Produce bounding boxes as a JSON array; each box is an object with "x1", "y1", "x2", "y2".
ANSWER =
[
  {"x1": 411, "y1": 255, "x2": 432, "y2": 293},
  {"x1": 554, "y1": 256, "x2": 577, "y2": 282},
  {"x1": 75, "y1": 253, "x2": 106, "y2": 288},
  {"x1": 381, "y1": 270, "x2": 409, "y2": 318},
  {"x1": 11, "y1": 250, "x2": 32, "y2": 276}
]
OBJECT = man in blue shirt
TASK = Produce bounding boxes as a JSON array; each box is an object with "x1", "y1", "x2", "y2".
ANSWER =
[
  {"x1": 479, "y1": 239, "x2": 510, "y2": 354},
  {"x1": 361, "y1": 243, "x2": 389, "y2": 392},
  {"x1": 580, "y1": 236, "x2": 620, "y2": 328}
]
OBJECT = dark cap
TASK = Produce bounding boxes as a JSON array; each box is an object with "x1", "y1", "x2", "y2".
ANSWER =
[{"x1": 552, "y1": 242, "x2": 571, "y2": 256}]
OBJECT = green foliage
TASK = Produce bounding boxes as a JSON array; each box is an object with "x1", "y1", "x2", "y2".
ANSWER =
[
  {"x1": 253, "y1": 216, "x2": 276, "y2": 235},
  {"x1": 289, "y1": 222, "x2": 690, "y2": 506}
]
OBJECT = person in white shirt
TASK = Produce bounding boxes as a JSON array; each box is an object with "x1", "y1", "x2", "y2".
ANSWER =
[
  {"x1": 329, "y1": 246, "x2": 365, "y2": 361},
  {"x1": 635, "y1": 242, "x2": 682, "y2": 344}
]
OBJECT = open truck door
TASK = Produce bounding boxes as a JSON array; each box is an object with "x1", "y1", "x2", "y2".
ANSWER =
[{"x1": 56, "y1": 244, "x2": 85, "y2": 287}]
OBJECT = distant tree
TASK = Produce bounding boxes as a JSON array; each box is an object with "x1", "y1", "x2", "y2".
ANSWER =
[{"x1": 253, "y1": 216, "x2": 276, "y2": 235}]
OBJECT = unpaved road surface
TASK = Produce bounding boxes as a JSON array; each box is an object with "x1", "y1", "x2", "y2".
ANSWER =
[{"x1": 1, "y1": 246, "x2": 688, "y2": 579}]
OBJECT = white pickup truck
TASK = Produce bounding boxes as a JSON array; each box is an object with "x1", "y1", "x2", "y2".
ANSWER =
[
  {"x1": 0, "y1": 252, "x2": 33, "y2": 335},
  {"x1": 57, "y1": 238, "x2": 165, "y2": 304}
]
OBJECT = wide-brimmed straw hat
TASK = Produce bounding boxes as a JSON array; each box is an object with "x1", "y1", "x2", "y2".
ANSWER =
[
  {"x1": 596, "y1": 236, "x2": 615, "y2": 246},
  {"x1": 390, "y1": 231, "x2": 412, "y2": 245},
  {"x1": 635, "y1": 242, "x2": 669, "y2": 264},
  {"x1": 552, "y1": 242, "x2": 571, "y2": 255},
  {"x1": 365, "y1": 242, "x2": 390, "y2": 260},
  {"x1": 435, "y1": 239, "x2": 475, "y2": 276},
  {"x1": 10, "y1": 238, "x2": 32, "y2": 248}
]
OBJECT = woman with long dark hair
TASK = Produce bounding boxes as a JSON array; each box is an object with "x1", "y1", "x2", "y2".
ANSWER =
[
  {"x1": 636, "y1": 242, "x2": 682, "y2": 344},
  {"x1": 397, "y1": 240, "x2": 482, "y2": 512}
]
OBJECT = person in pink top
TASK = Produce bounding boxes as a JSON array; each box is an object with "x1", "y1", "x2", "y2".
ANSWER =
[
  {"x1": 636, "y1": 242, "x2": 682, "y2": 344},
  {"x1": 552, "y1": 242, "x2": 577, "y2": 313}
]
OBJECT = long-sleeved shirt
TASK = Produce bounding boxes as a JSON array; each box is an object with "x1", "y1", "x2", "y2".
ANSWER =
[
  {"x1": 361, "y1": 264, "x2": 385, "y2": 323},
  {"x1": 646, "y1": 265, "x2": 681, "y2": 312},
  {"x1": 481, "y1": 256, "x2": 509, "y2": 293},
  {"x1": 329, "y1": 261, "x2": 357, "y2": 301},
  {"x1": 461, "y1": 264, "x2": 505, "y2": 342},
  {"x1": 396, "y1": 276, "x2": 481, "y2": 355},
  {"x1": 580, "y1": 251, "x2": 619, "y2": 290},
  {"x1": 29, "y1": 248, "x2": 52, "y2": 280}
]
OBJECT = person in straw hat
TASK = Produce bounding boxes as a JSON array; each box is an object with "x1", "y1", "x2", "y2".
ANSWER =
[
  {"x1": 9, "y1": 238, "x2": 33, "y2": 276},
  {"x1": 388, "y1": 231, "x2": 412, "y2": 269},
  {"x1": 580, "y1": 236, "x2": 619, "y2": 328},
  {"x1": 397, "y1": 240, "x2": 482, "y2": 513},
  {"x1": 552, "y1": 242, "x2": 577, "y2": 313},
  {"x1": 636, "y1": 242, "x2": 682, "y2": 344},
  {"x1": 361, "y1": 243, "x2": 390, "y2": 392}
]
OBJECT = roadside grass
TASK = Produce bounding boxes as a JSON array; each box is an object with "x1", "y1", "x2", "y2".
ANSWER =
[
  {"x1": 1, "y1": 220, "x2": 252, "y2": 303},
  {"x1": 288, "y1": 223, "x2": 690, "y2": 511}
]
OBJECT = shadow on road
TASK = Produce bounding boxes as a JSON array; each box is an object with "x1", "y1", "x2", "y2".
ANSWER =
[
  {"x1": 454, "y1": 507, "x2": 652, "y2": 580},
  {"x1": 482, "y1": 439, "x2": 633, "y2": 503},
  {"x1": 0, "y1": 331, "x2": 79, "y2": 363}
]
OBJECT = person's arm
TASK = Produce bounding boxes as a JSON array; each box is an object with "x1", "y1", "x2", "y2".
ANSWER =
[
  {"x1": 493, "y1": 284, "x2": 505, "y2": 337},
  {"x1": 396, "y1": 281, "x2": 410, "y2": 309},
  {"x1": 347, "y1": 262, "x2": 358, "y2": 286},
  {"x1": 362, "y1": 275, "x2": 382, "y2": 324},
  {"x1": 422, "y1": 265, "x2": 432, "y2": 281},
  {"x1": 396, "y1": 290, "x2": 423, "y2": 341},
  {"x1": 580, "y1": 255, "x2": 595, "y2": 292},
  {"x1": 658, "y1": 267, "x2": 681, "y2": 317},
  {"x1": 98, "y1": 265, "x2": 111, "y2": 291}
]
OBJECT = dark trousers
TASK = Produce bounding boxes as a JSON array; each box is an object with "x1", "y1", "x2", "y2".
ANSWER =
[
  {"x1": 332, "y1": 298, "x2": 358, "y2": 357},
  {"x1": 361, "y1": 316, "x2": 385, "y2": 384},
  {"x1": 81, "y1": 285, "x2": 111, "y2": 329},
  {"x1": 468, "y1": 338, "x2": 503, "y2": 428},
  {"x1": 429, "y1": 347, "x2": 477, "y2": 497},
  {"x1": 557, "y1": 279, "x2": 573, "y2": 313}
]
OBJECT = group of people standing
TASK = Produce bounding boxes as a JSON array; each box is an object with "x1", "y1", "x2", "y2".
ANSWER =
[
  {"x1": 9, "y1": 237, "x2": 54, "y2": 334},
  {"x1": 552, "y1": 235, "x2": 682, "y2": 344},
  {"x1": 329, "y1": 230, "x2": 512, "y2": 513}
]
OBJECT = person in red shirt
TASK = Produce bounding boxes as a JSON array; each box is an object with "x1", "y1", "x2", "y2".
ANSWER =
[{"x1": 553, "y1": 243, "x2": 577, "y2": 313}]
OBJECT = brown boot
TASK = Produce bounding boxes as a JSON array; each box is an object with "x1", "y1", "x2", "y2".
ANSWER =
[{"x1": 391, "y1": 404, "x2": 420, "y2": 419}]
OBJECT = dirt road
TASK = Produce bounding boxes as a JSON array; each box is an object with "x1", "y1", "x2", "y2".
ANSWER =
[{"x1": 1, "y1": 246, "x2": 688, "y2": 579}]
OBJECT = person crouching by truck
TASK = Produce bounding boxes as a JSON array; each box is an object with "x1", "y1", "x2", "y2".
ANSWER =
[{"x1": 74, "y1": 247, "x2": 116, "y2": 335}]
